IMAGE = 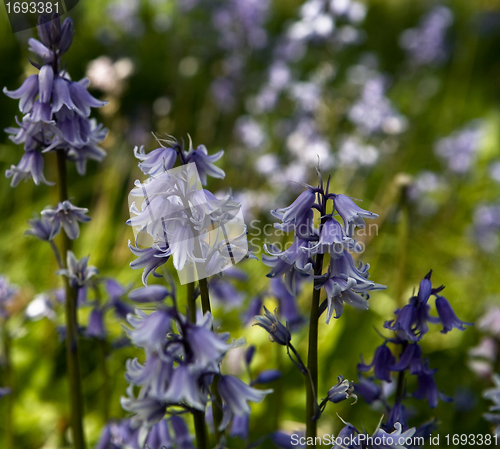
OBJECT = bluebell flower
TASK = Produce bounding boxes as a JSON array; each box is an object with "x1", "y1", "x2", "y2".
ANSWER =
[
  {"x1": 254, "y1": 306, "x2": 291, "y2": 346},
  {"x1": 326, "y1": 375, "x2": 357, "y2": 404},
  {"x1": 270, "y1": 277, "x2": 305, "y2": 330},
  {"x1": 129, "y1": 285, "x2": 171, "y2": 303},
  {"x1": 333, "y1": 194, "x2": 378, "y2": 236},
  {"x1": 134, "y1": 145, "x2": 178, "y2": 176},
  {"x1": 126, "y1": 308, "x2": 171, "y2": 353},
  {"x1": 184, "y1": 312, "x2": 234, "y2": 370},
  {"x1": 57, "y1": 251, "x2": 98, "y2": 289},
  {"x1": 86, "y1": 306, "x2": 106, "y2": 339},
  {"x1": 400, "y1": 6, "x2": 453, "y2": 66},
  {"x1": 4, "y1": 15, "x2": 108, "y2": 182},
  {"x1": 125, "y1": 352, "x2": 173, "y2": 399},
  {"x1": 183, "y1": 144, "x2": 225, "y2": 185},
  {"x1": 271, "y1": 431, "x2": 305, "y2": 449},
  {"x1": 253, "y1": 369, "x2": 282, "y2": 385},
  {"x1": 218, "y1": 374, "x2": 272, "y2": 430},
  {"x1": 120, "y1": 388, "x2": 167, "y2": 429},
  {"x1": 128, "y1": 239, "x2": 171, "y2": 285},
  {"x1": 105, "y1": 278, "x2": 133, "y2": 320},
  {"x1": 435, "y1": 296, "x2": 473, "y2": 333},
  {"x1": 3, "y1": 74, "x2": 41, "y2": 114},
  {"x1": 390, "y1": 344, "x2": 428, "y2": 375},
  {"x1": 163, "y1": 364, "x2": 207, "y2": 411},
  {"x1": 170, "y1": 416, "x2": 195, "y2": 449},
  {"x1": 145, "y1": 419, "x2": 172, "y2": 449},
  {"x1": 5, "y1": 150, "x2": 53, "y2": 187},
  {"x1": 272, "y1": 189, "x2": 316, "y2": 225},
  {"x1": 25, "y1": 215, "x2": 58, "y2": 241},
  {"x1": 413, "y1": 371, "x2": 444, "y2": 409},
  {"x1": 94, "y1": 419, "x2": 139, "y2": 449},
  {"x1": 385, "y1": 403, "x2": 408, "y2": 431},
  {"x1": 42, "y1": 200, "x2": 91, "y2": 240},
  {"x1": 230, "y1": 413, "x2": 249, "y2": 440},
  {"x1": 358, "y1": 344, "x2": 396, "y2": 382},
  {"x1": 242, "y1": 295, "x2": 263, "y2": 325},
  {"x1": 352, "y1": 376, "x2": 381, "y2": 405}
]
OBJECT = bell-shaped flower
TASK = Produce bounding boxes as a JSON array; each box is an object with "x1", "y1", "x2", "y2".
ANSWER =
[
  {"x1": 145, "y1": 419, "x2": 172, "y2": 449},
  {"x1": 326, "y1": 375, "x2": 357, "y2": 404},
  {"x1": 333, "y1": 194, "x2": 378, "y2": 236},
  {"x1": 125, "y1": 352, "x2": 173, "y2": 399},
  {"x1": 134, "y1": 145, "x2": 178, "y2": 176},
  {"x1": 68, "y1": 79, "x2": 108, "y2": 117},
  {"x1": 3, "y1": 74, "x2": 39, "y2": 113},
  {"x1": 128, "y1": 240, "x2": 171, "y2": 285},
  {"x1": 5, "y1": 150, "x2": 53, "y2": 187},
  {"x1": 86, "y1": 306, "x2": 106, "y2": 340},
  {"x1": 126, "y1": 307, "x2": 171, "y2": 352},
  {"x1": 120, "y1": 386, "x2": 167, "y2": 429},
  {"x1": 129, "y1": 285, "x2": 171, "y2": 303},
  {"x1": 218, "y1": 375, "x2": 272, "y2": 430},
  {"x1": 435, "y1": 295, "x2": 473, "y2": 333},
  {"x1": 358, "y1": 344, "x2": 396, "y2": 382},
  {"x1": 162, "y1": 364, "x2": 207, "y2": 411},
  {"x1": 42, "y1": 200, "x2": 91, "y2": 240},
  {"x1": 254, "y1": 306, "x2": 291, "y2": 346},
  {"x1": 184, "y1": 144, "x2": 225, "y2": 185},
  {"x1": 272, "y1": 189, "x2": 316, "y2": 225},
  {"x1": 57, "y1": 251, "x2": 98, "y2": 290}
]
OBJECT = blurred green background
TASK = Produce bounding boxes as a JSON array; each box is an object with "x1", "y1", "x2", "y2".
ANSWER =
[{"x1": 1, "y1": 0, "x2": 500, "y2": 447}]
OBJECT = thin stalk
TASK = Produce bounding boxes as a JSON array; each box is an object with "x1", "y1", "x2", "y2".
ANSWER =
[
  {"x1": 187, "y1": 282, "x2": 209, "y2": 449},
  {"x1": 306, "y1": 253, "x2": 324, "y2": 445},
  {"x1": 56, "y1": 149, "x2": 86, "y2": 449},
  {"x1": 394, "y1": 341, "x2": 408, "y2": 407},
  {"x1": 2, "y1": 322, "x2": 13, "y2": 449},
  {"x1": 199, "y1": 278, "x2": 224, "y2": 444}
]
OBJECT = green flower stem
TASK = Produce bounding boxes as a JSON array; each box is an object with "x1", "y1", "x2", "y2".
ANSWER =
[
  {"x1": 2, "y1": 321, "x2": 13, "y2": 449},
  {"x1": 187, "y1": 282, "x2": 209, "y2": 449},
  {"x1": 199, "y1": 278, "x2": 225, "y2": 445},
  {"x1": 306, "y1": 252, "x2": 324, "y2": 446},
  {"x1": 56, "y1": 149, "x2": 86, "y2": 449}
]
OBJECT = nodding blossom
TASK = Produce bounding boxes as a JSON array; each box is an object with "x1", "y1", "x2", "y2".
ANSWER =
[
  {"x1": 127, "y1": 141, "x2": 246, "y2": 285},
  {"x1": 263, "y1": 172, "x2": 384, "y2": 323},
  {"x1": 3, "y1": 14, "x2": 107, "y2": 186},
  {"x1": 122, "y1": 308, "x2": 271, "y2": 434}
]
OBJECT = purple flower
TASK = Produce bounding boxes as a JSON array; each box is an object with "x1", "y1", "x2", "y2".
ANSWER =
[
  {"x1": 3, "y1": 74, "x2": 39, "y2": 113},
  {"x1": 400, "y1": 6, "x2": 453, "y2": 66},
  {"x1": 358, "y1": 344, "x2": 396, "y2": 382},
  {"x1": 128, "y1": 240, "x2": 171, "y2": 285},
  {"x1": 129, "y1": 285, "x2": 170, "y2": 303},
  {"x1": 57, "y1": 251, "x2": 98, "y2": 289},
  {"x1": 145, "y1": 419, "x2": 172, "y2": 449},
  {"x1": 41, "y1": 200, "x2": 91, "y2": 240},
  {"x1": 163, "y1": 364, "x2": 206, "y2": 410},
  {"x1": 5, "y1": 150, "x2": 53, "y2": 187},
  {"x1": 352, "y1": 376, "x2": 381, "y2": 404},
  {"x1": 254, "y1": 306, "x2": 291, "y2": 346},
  {"x1": 435, "y1": 296, "x2": 473, "y2": 333},
  {"x1": 333, "y1": 194, "x2": 378, "y2": 235},
  {"x1": 86, "y1": 306, "x2": 106, "y2": 339},
  {"x1": 184, "y1": 313, "x2": 234, "y2": 370},
  {"x1": 125, "y1": 353, "x2": 173, "y2": 399},
  {"x1": 25, "y1": 215, "x2": 58, "y2": 241},
  {"x1": 386, "y1": 403, "x2": 408, "y2": 431},
  {"x1": 218, "y1": 375, "x2": 272, "y2": 429},
  {"x1": 134, "y1": 145, "x2": 178, "y2": 176},
  {"x1": 270, "y1": 277, "x2": 304, "y2": 331},
  {"x1": 120, "y1": 390, "x2": 167, "y2": 429},
  {"x1": 0, "y1": 276, "x2": 17, "y2": 319},
  {"x1": 127, "y1": 308, "x2": 171, "y2": 352},
  {"x1": 184, "y1": 144, "x2": 225, "y2": 185},
  {"x1": 230, "y1": 413, "x2": 249, "y2": 440},
  {"x1": 272, "y1": 189, "x2": 316, "y2": 225},
  {"x1": 326, "y1": 375, "x2": 357, "y2": 404},
  {"x1": 253, "y1": 369, "x2": 282, "y2": 385},
  {"x1": 170, "y1": 416, "x2": 195, "y2": 449}
]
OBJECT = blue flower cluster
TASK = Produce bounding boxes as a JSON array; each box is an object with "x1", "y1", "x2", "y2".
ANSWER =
[
  {"x1": 355, "y1": 271, "x2": 472, "y2": 438},
  {"x1": 263, "y1": 173, "x2": 384, "y2": 323},
  {"x1": 121, "y1": 285, "x2": 272, "y2": 443},
  {"x1": 3, "y1": 14, "x2": 108, "y2": 186}
]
